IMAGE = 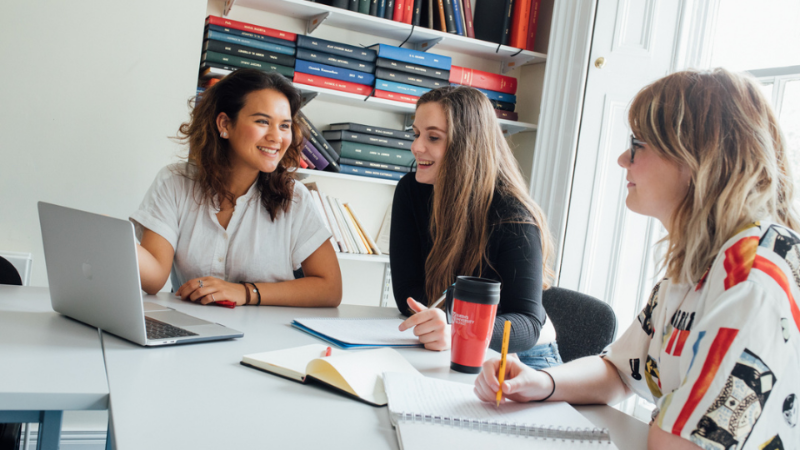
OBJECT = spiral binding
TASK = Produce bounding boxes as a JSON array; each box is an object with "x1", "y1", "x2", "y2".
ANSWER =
[{"x1": 396, "y1": 412, "x2": 612, "y2": 444}]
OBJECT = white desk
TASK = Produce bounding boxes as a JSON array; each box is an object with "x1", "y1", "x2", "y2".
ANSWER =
[
  {"x1": 0, "y1": 286, "x2": 110, "y2": 450},
  {"x1": 102, "y1": 292, "x2": 649, "y2": 450}
]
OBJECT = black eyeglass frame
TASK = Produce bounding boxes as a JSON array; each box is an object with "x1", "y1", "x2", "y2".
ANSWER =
[{"x1": 630, "y1": 135, "x2": 646, "y2": 164}]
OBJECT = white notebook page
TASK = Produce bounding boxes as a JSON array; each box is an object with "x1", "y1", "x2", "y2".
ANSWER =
[{"x1": 293, "y1": 317, "x2": 420, "y2": 346}]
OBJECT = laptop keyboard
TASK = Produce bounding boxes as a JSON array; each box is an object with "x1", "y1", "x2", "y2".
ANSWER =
[{"x1": 145, "y1": 316, "x2": 198, "y2": 340}]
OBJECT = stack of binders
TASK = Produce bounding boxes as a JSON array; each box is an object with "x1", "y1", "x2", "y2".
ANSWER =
[
  {"x1": 323, "y1": 123, "x2": 417, "y2": 181},
  {"x1": 370, "y1": 44, "x2": 451, "y2": 104},
  {"x1": 198, "y1": 16, "x2": 297, "y2": 84},
  {"x1": 292, "y1": 35, "x2": 376, "y2": 96},
  {"x1": 449, "y1": 65, "x2": 519, "y2": 121}
]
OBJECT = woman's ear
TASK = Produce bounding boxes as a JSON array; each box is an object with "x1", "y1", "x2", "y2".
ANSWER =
[{"x1": 216, "y1": 112, "x2": 231, "y2": 139}]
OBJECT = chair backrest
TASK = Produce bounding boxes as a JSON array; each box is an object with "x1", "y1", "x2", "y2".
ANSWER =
[
  {"x1": 542, "y1": 287, "x2": 617, "y2": 363},
  {"x1": 0, "y1": 256, "x2": 23, "y2": 286}
]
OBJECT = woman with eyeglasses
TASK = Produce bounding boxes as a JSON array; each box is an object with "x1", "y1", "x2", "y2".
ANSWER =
[{"x1": 474, "y1": 68, "x2": 800, "y2": 449}]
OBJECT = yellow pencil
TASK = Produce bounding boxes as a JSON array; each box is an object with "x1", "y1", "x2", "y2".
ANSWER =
[{"x1": 496, "y1": 320, "x2": 511, "y2": 406}]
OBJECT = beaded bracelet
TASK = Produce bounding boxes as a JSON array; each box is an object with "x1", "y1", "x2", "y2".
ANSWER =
[
  {"x1": 250, "y1": 283, "x2": 261, "y2": 306},
  {"x1": 536, "y1": 370, "x2": 556, "y2": 402}
]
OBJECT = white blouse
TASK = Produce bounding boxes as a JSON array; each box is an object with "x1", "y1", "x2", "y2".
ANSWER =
[{"x1": 130, "y1": 163, "x2": 331, "y2": 292}]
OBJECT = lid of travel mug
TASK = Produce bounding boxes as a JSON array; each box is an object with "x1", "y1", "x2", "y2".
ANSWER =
[{"x1": 453, "y1": 276, "x2": 500, "y2": 305}]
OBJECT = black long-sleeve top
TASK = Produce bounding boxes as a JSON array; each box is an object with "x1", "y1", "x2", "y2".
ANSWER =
[{"x1": 389, "y1": 173, "x2": 546, "y2": 353}]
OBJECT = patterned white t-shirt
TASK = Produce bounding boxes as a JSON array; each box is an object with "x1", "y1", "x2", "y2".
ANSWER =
[
  {"x1": 603, "y1": 221, "x2": 800, "y2": 450},
  {"x1": 130, "y1": 163, "x2": 331, "y2": 292}
]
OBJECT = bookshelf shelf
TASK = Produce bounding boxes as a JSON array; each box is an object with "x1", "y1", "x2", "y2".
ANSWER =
[
  {"x1": 293, "y1": 167, "x2": 401, "y2": 186},
  {"x1": 295, "y1": 83, "x2": 537, "y2": 136},
  {"x1": 224, "y1": 0, "x2": 547, "y2": 71},
  {"x1": 336, "y1": 252, "x2": 390, "y2": 263}
]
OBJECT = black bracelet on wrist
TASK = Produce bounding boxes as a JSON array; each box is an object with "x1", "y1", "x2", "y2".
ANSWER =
[
  {"x1": 250, "y1": 283, "x2": 261, "y2": 306},
  {"x1": 239, "y1": 282, "x2": 251, "y2": 305},
  {"x1": 536, "y1": 370, "x2": 556, "y2": 402}
]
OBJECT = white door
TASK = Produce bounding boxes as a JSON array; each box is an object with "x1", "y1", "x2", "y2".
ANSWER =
[{"x1": 559, "y1": 0, "x2": 683, "y2": 327}]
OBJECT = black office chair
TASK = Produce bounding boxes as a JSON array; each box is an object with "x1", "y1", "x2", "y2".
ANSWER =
[
  {"x1": 542, "y1": 287, "x2": 617, "y2": 363},
  {"x1": 0, "y1": 257, "x2": 23, "y2": 450},
  {"x1": 0, "y1": 256, "x2": 22, "y2": 286}
]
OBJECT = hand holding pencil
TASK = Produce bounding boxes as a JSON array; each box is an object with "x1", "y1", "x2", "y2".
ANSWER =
[{"x1": 496, "y1": 320, "x2": 511, "y2": 406}]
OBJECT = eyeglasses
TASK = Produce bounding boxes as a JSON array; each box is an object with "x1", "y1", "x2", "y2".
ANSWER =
[{"x1": 629, "y1": 134, "x2": 645, "y2": 164}]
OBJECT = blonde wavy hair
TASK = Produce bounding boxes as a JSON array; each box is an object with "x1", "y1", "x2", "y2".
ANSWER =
[
  {"x1": 629, "y1": 68, "x2": 799, "y2": 284},
  {"x1": 417, "y1": 86, "x2": 555, "y2": 306}
]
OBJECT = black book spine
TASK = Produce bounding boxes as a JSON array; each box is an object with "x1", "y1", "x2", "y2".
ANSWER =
[
  {"x1": 348, "y1": 0, "x2": 360, "y2": 11},
  {"x1": 332, "y1": 0, "x2": 349, "y2": 7},
  {"x1": 296, "y1": 35, "x2": 377, "y2": 62},
  {"x1": 204, "y1": 40, "x2": 296, "y2": 68},
  {"x1": 386, "y1": 0, "x2": 395, "y2": 19},
  {"x1": 375, "y1": 68, "x2": 449, "y2": 90},
  {"x1": 296, "y1": 48, "x2": 376, "y2": 73},
  {"x1": 369, "y1": 0, "x2": 379, "y2": 15},
  {"x1": 501, "y1": 0, "x2": 514, "y2": 46},
  {"x1": 490, "y1": 99, "x2": 516, "y2": 112},
  {"x1": 323, "y1": 131, "x2": 413, "y2": 151},
  {"x1": 339, "y1": 157, "x2": 412, "y2": 173},
  {"x1": 412, "y1": 0, "x2": 423, "y2": 26},
  {"x1": 442, "y1": 0, "x2": 457, "y2": 33},
  {"x1": 298, "y1": 112, "x2": 342, "y2": 170},
  {"x1": 205, "y1": 24, "x2": 296, "y2": 48},
  {"x1": 329, "y1": 123, "x2": 416, "y2": 141},
  {"x1": 472, "y1": 0, "x2": 507, "y2": 44},
  {"x1": 375, "y1": 58, "x2": 450, "y2": 81}
]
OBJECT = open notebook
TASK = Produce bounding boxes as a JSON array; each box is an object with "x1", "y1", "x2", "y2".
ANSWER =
[
  {"x1": 383, "y1": 372, "x2": 618, "y2": 449},
  {"x1": 241, "y1": 344, "x2": 420, "y2": 406},
  {"x1": 291, "y1": 317, "x2": 422, "y2": 348}
]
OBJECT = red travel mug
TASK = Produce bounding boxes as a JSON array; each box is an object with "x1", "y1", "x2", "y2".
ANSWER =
[{"x1": 445, "y1": 276, "x2": 501, "y2": 373}]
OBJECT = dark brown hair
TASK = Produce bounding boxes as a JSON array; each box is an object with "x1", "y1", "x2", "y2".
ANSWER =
[
  {"x1": 416, "y1": 86, "x2": 554, "y2": 306},
  {"x1": 177, "y1": 69, "x2": 304, "y2": 220}
]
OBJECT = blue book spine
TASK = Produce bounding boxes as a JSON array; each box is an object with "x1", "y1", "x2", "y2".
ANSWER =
[
  {"x1": 376, "y1": 79, "x2": 431, "y2": 97},
  {"x1": 451, "y1": 0, "x2": 464, "y2": 35},
  {"x1": 296, "y1": 35, "x2": 377, "y2": 62},
  {"x1": 296, "y1": 60, "x2": 376, "y2": 86},
  {"x1": 375, "y1": 44, "x2": 451, "y2": 71},
  {"x1": 340, "y1": 164, "x2": 405, "y2": 180},
  {"x1": 206, "y1": 24, "x2": 296, "y2": 48},
  {"x1": 206, "y1": 30, "x2": 296, "y2": 56},
  {"x1": 377, "y1": 0, "x2": 386, "y2": 17},
  {"x1": 452, "y1": 84, "x2": 517, "y2": 104}
]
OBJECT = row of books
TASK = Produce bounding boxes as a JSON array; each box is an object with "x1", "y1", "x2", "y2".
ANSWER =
[
  {"x1": 316, "y1": 0, "x2": 541, "y2": 51},
  {"x1": 197, "y1": 16, "x2": 521, "y2": 121},
  {"x1": 304, "y1": 182, "x2": 388, "y2": 255}
]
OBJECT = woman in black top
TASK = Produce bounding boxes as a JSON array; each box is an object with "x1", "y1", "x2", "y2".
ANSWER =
[{"x1": 392, "y1": 86, "x2": 562, "y2": 368}]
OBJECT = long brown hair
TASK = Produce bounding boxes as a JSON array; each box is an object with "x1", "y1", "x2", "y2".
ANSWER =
[
  {"x1": 629, "y1": 68, "x2": 799, "y2": 283},
  {"x1": 176, "y1": 69, "x2": 304, "y2": 220},
  {"x1": 417, "y1": 86, "x2": 554, "y2": 306}
]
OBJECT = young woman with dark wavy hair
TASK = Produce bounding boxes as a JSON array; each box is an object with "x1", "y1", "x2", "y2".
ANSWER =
[
  {"x1": 390, "y1": 86, "x2": 561, "y2": 369},
  {"x1": 475, "y1": 68, "x2": 800, "y2": 449},
  {"x1": 131, "y1": 69, "x2": 341, "y2": 307}
]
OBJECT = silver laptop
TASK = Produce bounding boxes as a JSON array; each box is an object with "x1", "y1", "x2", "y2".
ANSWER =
[{"x1": 38, "y1": 201, "x2": 244, "y2": 346}]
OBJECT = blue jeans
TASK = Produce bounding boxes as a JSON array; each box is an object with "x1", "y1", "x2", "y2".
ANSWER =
[{"x1": 517, "y1": 341, "x2": 563, "y2": 370}]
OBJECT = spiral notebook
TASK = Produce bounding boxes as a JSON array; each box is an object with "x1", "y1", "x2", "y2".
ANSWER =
[{"x1": 383, "y1": 372, "x2": 617, "y2": 449}]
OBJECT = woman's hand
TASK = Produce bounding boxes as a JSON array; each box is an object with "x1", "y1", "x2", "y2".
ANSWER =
[
  {"x1": 398, "y1": 298, "x2": 450, "y2": 351},
  {"x1": 176, "y1": 277, "x2": 247, "y2": 306},
  {"x1": 474, "y1": 355, "x2": 554, "y2": 403}
]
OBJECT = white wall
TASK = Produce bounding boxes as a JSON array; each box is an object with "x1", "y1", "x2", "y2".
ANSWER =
[{"x1": 0, "y1": 0, "x2": 207, "y2": 287}]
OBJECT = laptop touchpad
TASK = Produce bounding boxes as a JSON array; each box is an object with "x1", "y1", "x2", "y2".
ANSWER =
[{"x1": 146, "y1": 310, "x2": 213, "y2": 327}]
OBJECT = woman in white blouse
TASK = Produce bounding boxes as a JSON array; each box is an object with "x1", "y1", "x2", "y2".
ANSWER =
[
  {"x1": 131, "y1": 69, "x2": 341, "y2": 307},
  {"x1": 474, "y1": 68, "x2": 800, "y2": 449}
]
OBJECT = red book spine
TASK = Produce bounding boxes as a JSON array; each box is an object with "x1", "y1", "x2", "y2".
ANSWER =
[
  {"x1": 300, "y1": 151, "x2": 316, "y2": 170},
  {"x1": 403, "y1": 0, "x2": 414, "y2": 24},
  {"x1": 461, "y1": 0, "x2": 475, "y2": 38},
  {"x1": 495, "y1": 109, "x2": 518, "y2": 121},
  {"x1": 293, "y1": 73, "x2": 372, "y2": 95},
  {"x1": 526, "y1": 0, "x2": 541, "y2": 51},
  {"x1": 448, "y1": 65, "x2": 517, "y2": 94},
  {"x1": 509, "y1": 0, "x2": 531, "y2": 49},
  {"x1": 206, "y1": 15, "x2": 297, "y2": 42},
  {"x1": 374, "y1": 89, "x2": 419, "y2": 104},
  {"x1": 298, "y1": 154, "x2": 309, "y2": 169},
  {"x1": 393, "y1": 0, "x2": 406, "y2": 22}
]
